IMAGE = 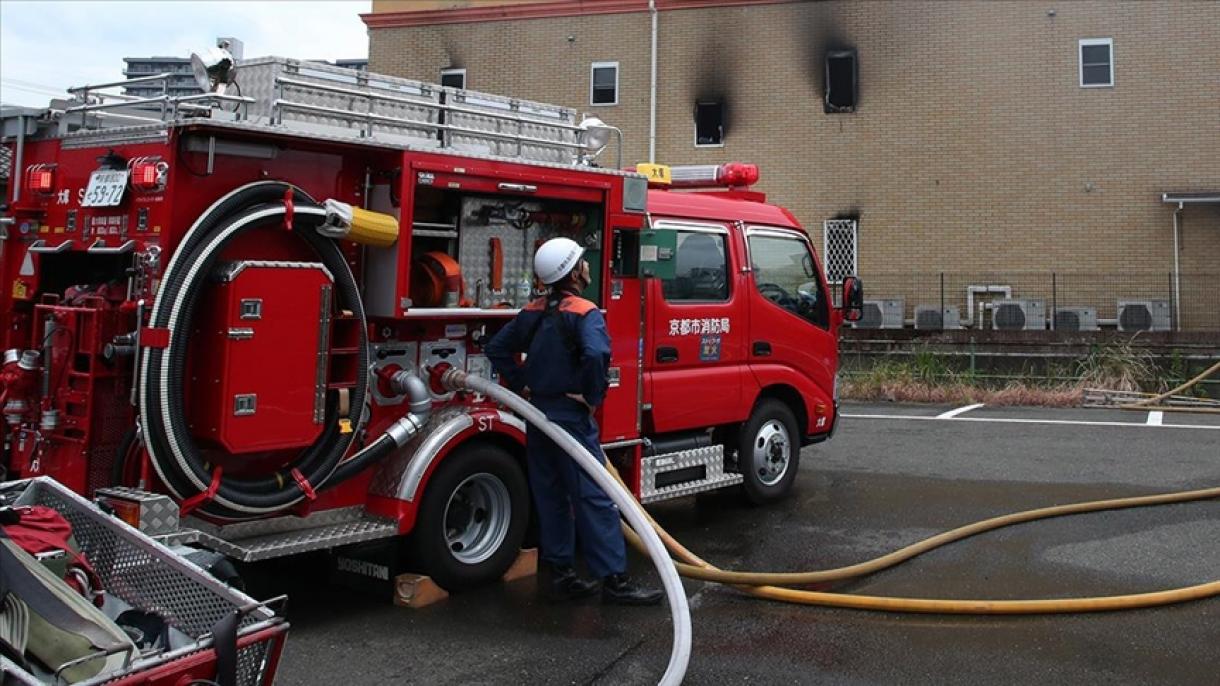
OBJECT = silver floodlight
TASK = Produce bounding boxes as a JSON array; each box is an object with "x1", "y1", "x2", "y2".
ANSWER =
[
  {"x1": 578, "y1": 116, "x2": 613, "y2": 157},
  {"x1": 190, "y1": 43, "x2": 236, "y2": 94}
]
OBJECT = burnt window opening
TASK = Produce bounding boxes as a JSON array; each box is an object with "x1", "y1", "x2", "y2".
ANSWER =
[
  {"x1": 1079, "y1": 38, "x2": 1113, "y2": 87},
  {"x1": 440, "y1": 68, "x2": 466, "y2": 89},
  {"x1": 694, "y1": 101, "x2": 724, "y2": 146},
  {"x1": 824, "y1": 49, "x2": 858, "y2": 113},
  {"x1": 591, "y1": 62, "x2": 618, "y2": 105}
]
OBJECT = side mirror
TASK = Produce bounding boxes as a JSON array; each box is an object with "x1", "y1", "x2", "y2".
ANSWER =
[{"x1": 841, "y1": 276, "x2": 864, "y2": 321}]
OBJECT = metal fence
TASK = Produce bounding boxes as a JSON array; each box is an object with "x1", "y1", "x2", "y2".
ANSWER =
[{"x1": 852, "y1": 272, "x2": 1219, "y2": 332}]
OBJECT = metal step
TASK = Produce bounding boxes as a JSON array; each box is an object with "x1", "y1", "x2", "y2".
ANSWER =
[
  {"x1": 165, "y1": 506, "x2": 398, "y2": 562},
  {"x1": 639, "y1": 445, "x2": 742, "y2": 504}
]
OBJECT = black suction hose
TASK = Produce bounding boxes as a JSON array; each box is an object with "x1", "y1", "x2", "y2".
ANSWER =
[{"x1": 140, "y1": 182, "x2": 369, "y2": 519}]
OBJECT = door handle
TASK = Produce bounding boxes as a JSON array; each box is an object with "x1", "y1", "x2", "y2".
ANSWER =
[
  {"x1": 752, "y1": 341, "x2": 772, "y2": 356},
  {"x1": 656, "y1": 346, "x2": 679, "y2": 363}
]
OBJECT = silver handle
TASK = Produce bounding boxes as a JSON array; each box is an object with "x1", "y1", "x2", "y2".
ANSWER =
[
  {"x1": 497, "y1": 183, "x2": 537, "y2": 193},
  {"x1": 28, "y1": 240, "x2": 74, "y2": 254},
  {"x1": 86, "y1": 239, "x2": 136, "y2": 254}
]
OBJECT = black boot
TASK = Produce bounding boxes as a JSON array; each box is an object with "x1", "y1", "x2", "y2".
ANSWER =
[
  {"x1": 539, "y1": 563, "x2": 600, "y2": 602},
  {"x1": 601, "y1": 574, "x2": 664, "y2": 606}
]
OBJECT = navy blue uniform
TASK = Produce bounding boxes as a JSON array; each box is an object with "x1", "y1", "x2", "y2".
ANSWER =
[{"x1": 485, "y1": 292, "x2": 626, "y2": 578}]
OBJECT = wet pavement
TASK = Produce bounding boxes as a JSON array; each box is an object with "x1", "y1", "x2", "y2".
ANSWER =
[{"x1": 267, "y1": 402, "x2": 1219, "y2": 685}]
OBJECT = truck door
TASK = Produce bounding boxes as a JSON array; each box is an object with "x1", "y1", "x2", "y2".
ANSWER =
[
  {"x1": 743, "y1": 227, "x2": 836, "y2": 434},
  {"x1": 644, "y1": 219, "x2": 746, "y2": 432}
]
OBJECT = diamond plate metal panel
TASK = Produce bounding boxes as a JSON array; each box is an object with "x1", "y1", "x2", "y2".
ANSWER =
[
  {"x1": 369, "y1": 406, "x2": 474, "y2": 500},
  {"x1": 95, "y1": 487, "x2": 180, "y2": 536},
  {"x1": 182, "y1": 515, "x2": 399, "y2": 562},
  {"x1": 0, "y1": 477, "x2": 284, "y2": 686},
  {"x1": 639, "y1": 445, "x2": 742, "y2": 504},
  {"x1": 457, "y1": 197, "x2": 546, "y2": 307}
]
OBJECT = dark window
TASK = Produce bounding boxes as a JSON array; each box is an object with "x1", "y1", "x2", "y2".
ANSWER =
[
  {"x1": 694, "y1": 101, "x2": 724, "y2": 146},
  {"x1": 825, "y1": 49, "x2": 858, "y2": 113},
  {"x1": 1079, "y1": 39, "x2": 1113, "y2": 87},
  {"x1": 749, "y1": 234, "x2": 829, "y2": 329},
  {"x1": 591, "y1": 62, "x2": 618, "y2": 105},
  {"x1": 440, "y1": 69, "x2": 465, "y2": 89},
  {"x1": 661, "y1": 230, "x2": 730, "y2": 302}
]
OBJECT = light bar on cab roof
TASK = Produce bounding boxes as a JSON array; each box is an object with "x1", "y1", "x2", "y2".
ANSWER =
[{"x1": 648, "y1": 162, "x2": 759, "y2": 188}]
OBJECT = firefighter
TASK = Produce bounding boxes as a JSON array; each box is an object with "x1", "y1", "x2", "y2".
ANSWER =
[{"x1": 486, "y1": 237, "x2": 663, "y2": 606}]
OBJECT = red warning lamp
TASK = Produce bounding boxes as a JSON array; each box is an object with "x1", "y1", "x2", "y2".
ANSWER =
[
  {"x1": 25, "y1": 165, "x2": 55, "y2": 194},
  {"x1": 718, "y1": 162, "x2": 759, "y2": 187},
  {"x1": 129, "y1": 158, "x2": 168, "y2": 192}
]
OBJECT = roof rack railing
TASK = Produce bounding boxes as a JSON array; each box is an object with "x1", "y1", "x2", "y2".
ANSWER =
[{"x1": 18, "y1": 57, "x2": 609, "y2": 167}]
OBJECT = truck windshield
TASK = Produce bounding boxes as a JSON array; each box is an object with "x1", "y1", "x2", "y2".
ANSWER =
[{"x1": 748, "y1": 233, "x2": 830, "y2": 329}]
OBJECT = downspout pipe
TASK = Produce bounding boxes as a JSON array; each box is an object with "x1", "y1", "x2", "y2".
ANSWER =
[
  {"x1": 1172, "y1": 203, "x2": 1182, "y2": 331},
  {"x1": 648, "y1": 0, "x2": 658, "y2": 163}
]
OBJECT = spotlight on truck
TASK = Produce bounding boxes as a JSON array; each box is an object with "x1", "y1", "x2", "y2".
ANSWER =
[{"x1": 190, "y1": 41, "x2": 237, "y2": 94}]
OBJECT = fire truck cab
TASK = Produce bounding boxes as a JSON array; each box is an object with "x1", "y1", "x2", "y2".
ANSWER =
[{"x1": 1, "y1": 54, "x2": 862, "y2": 592}]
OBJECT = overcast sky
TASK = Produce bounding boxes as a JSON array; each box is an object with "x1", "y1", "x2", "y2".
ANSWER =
[{"x1": 0, "y1": 0, "x2": 371, "y2": 107}]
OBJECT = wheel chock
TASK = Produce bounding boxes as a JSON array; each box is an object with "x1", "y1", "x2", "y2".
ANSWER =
[
  {"x1": 394, "y1": 573, "x2": 449, "y2": 608},
  {"x1": 502, "y1": 547, "x2": 538, "y2": 583}
]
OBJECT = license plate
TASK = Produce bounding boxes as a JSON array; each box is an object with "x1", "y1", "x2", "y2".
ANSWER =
[{"x1": 81, "y1": 169, "x2": 129, "y2": 207}]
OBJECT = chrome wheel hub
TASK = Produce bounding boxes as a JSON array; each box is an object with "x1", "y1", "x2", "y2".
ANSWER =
[
  {"x1": 443, "y1": 472, "x2": 511, "y2": 564},
  {"x1": 752, "y1": 420, "x2": 791, "y2": 486}
]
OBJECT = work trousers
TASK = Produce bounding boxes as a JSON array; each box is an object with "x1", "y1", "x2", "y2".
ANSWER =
[{"x1": 525, "y1": 413, "x2": 627, "y2": 578}]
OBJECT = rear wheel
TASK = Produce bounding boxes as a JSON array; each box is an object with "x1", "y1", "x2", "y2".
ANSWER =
[
  {"x1": 737, "y1": 399, "x2": 800, "y2": 504},
  {"x1": 409, "y1": 443, "x2": 529, "y2": 591}
]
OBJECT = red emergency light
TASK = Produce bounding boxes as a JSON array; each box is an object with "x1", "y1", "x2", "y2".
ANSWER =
[
  {"x1": 25, "y1": 164, "x2": 56, "y2": 194},
  {"x1": 667, "y1": 162, "x2": 760, "y2": 189},
  {"x1": 129, "y1": 157, "x2": 168, "y2": 192}
]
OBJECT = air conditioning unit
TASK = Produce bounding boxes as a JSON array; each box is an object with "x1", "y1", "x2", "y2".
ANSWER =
[
  {"x1": 854, "y1": 298, "x2": 904, "y2": 329},
  {"x1": 1117, "y1": 300, "x2": 1171, "y2": 332},
  {"x1": 1053, "y1": 307, "x2": 1099, "y2": 332},
  {"x1": 991, "y1": 299, "x2": 1045, "y2": 331},
  {"x1": 914, "y1": 305, "x2": 961, "y2": 330}
]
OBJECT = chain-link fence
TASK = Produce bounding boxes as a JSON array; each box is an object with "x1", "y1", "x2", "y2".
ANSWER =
[{"x1": 851, "y1": 272, "x2": 1219, "y2": 332}]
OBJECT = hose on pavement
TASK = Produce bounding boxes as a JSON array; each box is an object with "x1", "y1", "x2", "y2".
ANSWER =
[
  {"x1": 439, "y1": 368, "x2": 691, "y2": 686},
  {"x1": 613, "y1": 465, "x2": 1220, "y2": 614}
]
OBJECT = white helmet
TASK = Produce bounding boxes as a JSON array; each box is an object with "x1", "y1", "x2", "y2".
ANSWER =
[{"x1": 534, "y1": 237, "x2": 585, "y2": 285}]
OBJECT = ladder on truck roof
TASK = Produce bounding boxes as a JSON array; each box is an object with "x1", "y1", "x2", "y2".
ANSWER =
[{"x1": 19, "y1": 57, "x2": 595, "y2": 167}]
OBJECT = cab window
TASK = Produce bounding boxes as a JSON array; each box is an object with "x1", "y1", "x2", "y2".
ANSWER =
[
  {"x1": 661, "y1": 230, "x2": 730, "y2": 302},
  {"x1": 748, "y1": 232, "x2": 829, "y2": 329}
]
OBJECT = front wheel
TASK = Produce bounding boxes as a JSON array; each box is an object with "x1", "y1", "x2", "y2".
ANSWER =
[
  {"x1": 409, "y1": 443, "x2": 529, "y2": 591},
  {"x1": 737, "y1": 399, "x2": 801, "y2": 504}
]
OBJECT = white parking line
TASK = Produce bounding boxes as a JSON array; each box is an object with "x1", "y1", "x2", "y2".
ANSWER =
[
  {"x1": 841, "y1": 413, "x2": 1220, "y2": 431},
  {"x1": 937, "y1": 403, "x2": 985, "y2": 419},
  {"x1": 1146, "y1": 411, "x2": 1164, "y2": 426}
]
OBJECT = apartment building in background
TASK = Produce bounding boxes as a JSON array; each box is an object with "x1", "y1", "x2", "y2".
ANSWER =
[{"x1": 363, "y1": 0, "x2": 1219, "y2": 330}]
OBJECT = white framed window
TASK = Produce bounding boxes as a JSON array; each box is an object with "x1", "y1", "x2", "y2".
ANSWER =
[
  {"x1": 1079, "y1": 38, "x2": 1113, "y2": 88},
  {"x1": 590, "y1": 61, "x2": 618, "y2": 106},
  {"x1": 822, "y1": 219, "x2": 858, "y2": 284},
  {"x1": 440, "y1": 68, "x2": 466, "y2": 89},
  {"x1": 694, "y1": 101, "x2": 725, "y2": 147}
]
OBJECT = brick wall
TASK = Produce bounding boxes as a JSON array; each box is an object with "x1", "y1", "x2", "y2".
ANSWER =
[{"x1": 368, "y1": 0, "x2": 1220, "y2": 327}]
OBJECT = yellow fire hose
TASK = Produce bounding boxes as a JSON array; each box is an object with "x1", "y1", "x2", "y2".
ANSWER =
[
  {"x1": 612, "y1": 464, "x2": 1220, "y2": 614},
  {"x1": 1120, "y1": 359, "x2": 1220, "y2": 414}
]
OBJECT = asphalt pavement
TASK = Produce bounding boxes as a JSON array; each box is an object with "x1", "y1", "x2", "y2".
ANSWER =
[{"x1": 267, "y1": 402, "x2": 1220, "y2": 685}]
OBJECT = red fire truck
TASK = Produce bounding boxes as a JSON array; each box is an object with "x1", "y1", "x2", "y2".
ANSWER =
[{"x1": 1, "y1": 53, "x2": 862, "y2": 591}]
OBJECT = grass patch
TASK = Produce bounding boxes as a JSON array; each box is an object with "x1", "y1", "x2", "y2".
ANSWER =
[{"x1": 840, "y1": 341, "x2": 1192, "y2": 407}]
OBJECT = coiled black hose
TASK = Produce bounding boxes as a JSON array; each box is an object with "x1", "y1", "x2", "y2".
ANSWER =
[{"x1": 140, "y1": 182, "x2": 369, "y2": 519}]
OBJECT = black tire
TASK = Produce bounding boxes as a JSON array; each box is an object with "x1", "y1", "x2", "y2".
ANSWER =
[
  {"x1": 737, "y1": 399, "x2": 801, "y2": 504},
  {"x1": 409, "y1": 443, "x2": 530, "y2": 592}
]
